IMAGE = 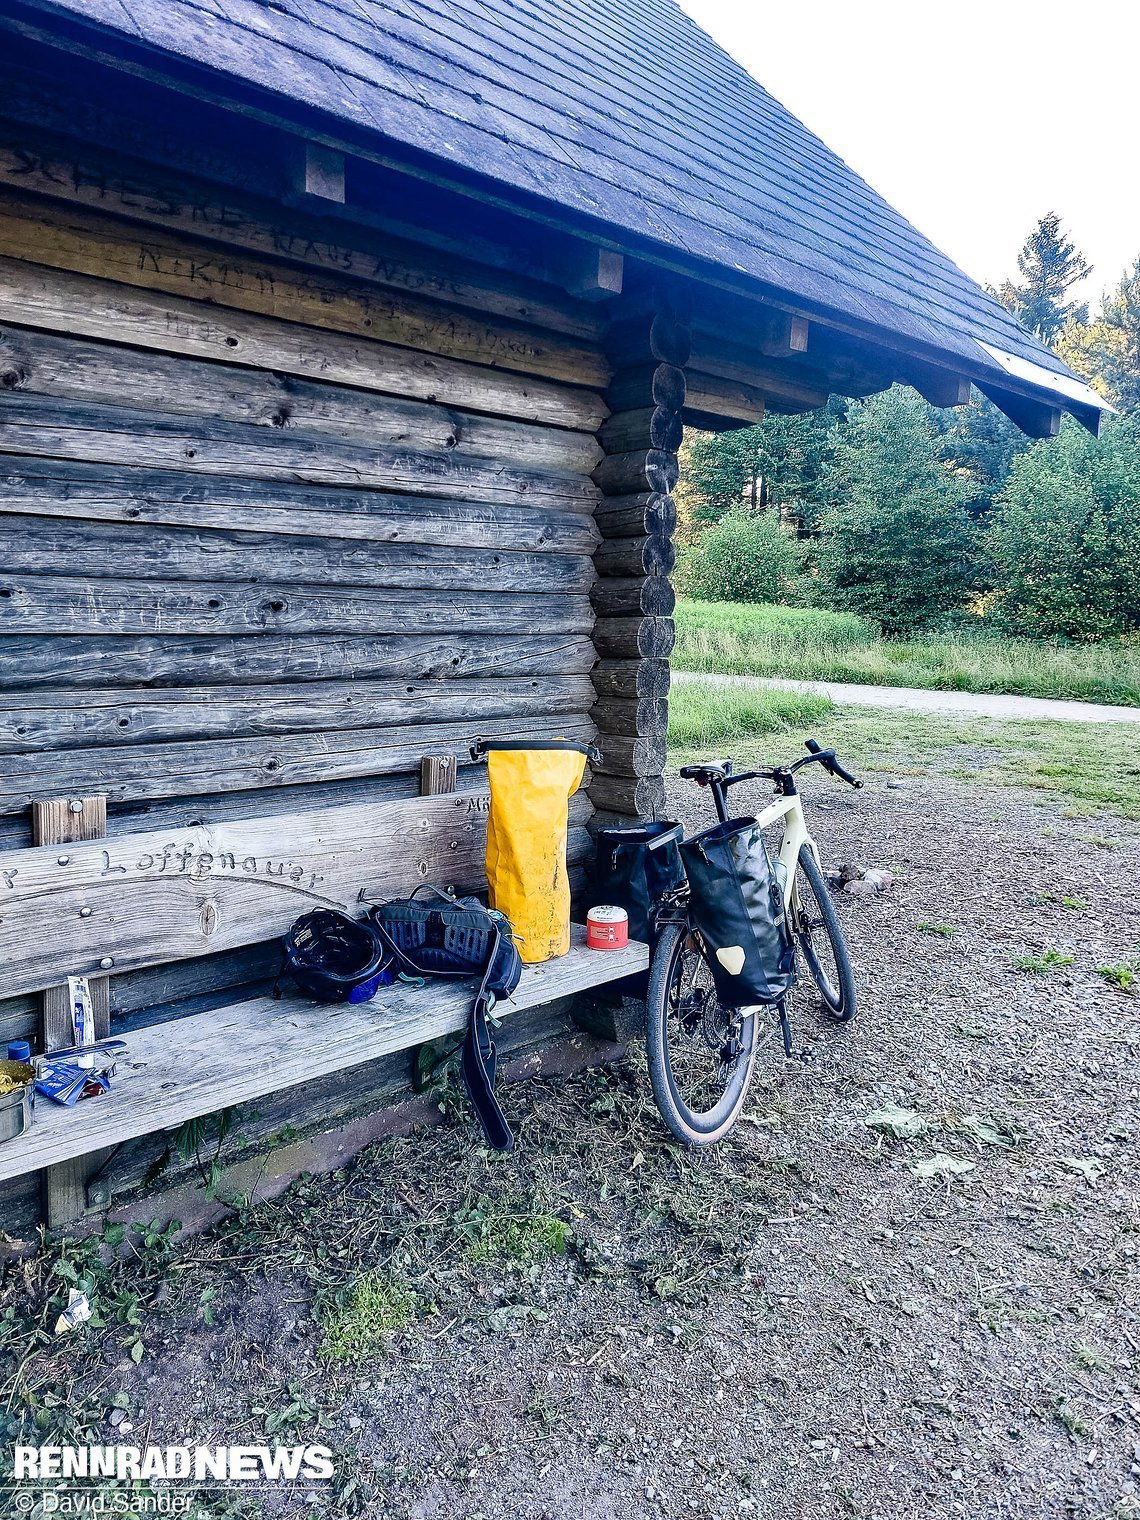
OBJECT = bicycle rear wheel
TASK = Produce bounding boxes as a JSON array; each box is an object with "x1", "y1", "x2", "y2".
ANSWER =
[
  {"x1": 792, "y1": 848, "x2": 857, "y2": 1021},
  {"x1": 645, "y1": 919, "x2": 765, "y2": 1145}
]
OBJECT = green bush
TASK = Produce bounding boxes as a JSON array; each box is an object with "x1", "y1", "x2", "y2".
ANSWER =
[
  {"x1": 989, "y1": 417, "x2": 1140, "y2": 639},
  {"x1": 675, "y1": 507, "x2": 804, "y2": 604}
]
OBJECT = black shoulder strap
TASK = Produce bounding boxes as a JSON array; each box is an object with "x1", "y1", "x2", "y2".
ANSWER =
[{"x1": 459, "y1": 925, "x2": 514, "y2": 1152}]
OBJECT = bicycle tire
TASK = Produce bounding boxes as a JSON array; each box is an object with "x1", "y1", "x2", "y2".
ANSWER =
[
  {"x1": 645, "y1": 919, "x2": 760, "y2": 1145},
  {"x1": 793, "y1": 848, "x2": 857, "y2": 1022}
]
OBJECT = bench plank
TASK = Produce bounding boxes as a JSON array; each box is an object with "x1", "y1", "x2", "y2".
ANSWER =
[{"x1": 0, "y1": 927, "x2": 647, "y2": 1182}]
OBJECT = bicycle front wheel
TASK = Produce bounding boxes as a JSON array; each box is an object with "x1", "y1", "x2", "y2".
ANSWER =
[
  {"x1": 645, "y1": 919, "x2": 762, "y2": 1145},
  {"x1": 792, "y1": 848, "x2": 857, "y2": 1021}
]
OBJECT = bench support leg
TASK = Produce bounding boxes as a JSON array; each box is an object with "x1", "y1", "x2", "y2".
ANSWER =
[{"x1": 32, "y1": 794, "x2": 113, "y2": 1230}]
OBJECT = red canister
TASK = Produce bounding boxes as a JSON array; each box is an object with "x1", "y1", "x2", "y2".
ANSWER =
[{"x1": 586, "y1": 904, "x2": 629, "y2": 950}]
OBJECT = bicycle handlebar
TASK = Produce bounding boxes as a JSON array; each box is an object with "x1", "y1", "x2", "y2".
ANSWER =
[
  {"x1": 679, "y1": 740, "x2": 862, "y2": 793},
  {"x1": 804, "y1": 738, "x2": 863, "y2": 788}
]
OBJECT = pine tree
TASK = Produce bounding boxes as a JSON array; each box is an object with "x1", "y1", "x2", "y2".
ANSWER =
[
  {"x1": 995, "y1": 213, "x2": 1091, "y2": 343},
  {"x1": 1057, "y1": 257, "x2": 1140, "y2": 414}
]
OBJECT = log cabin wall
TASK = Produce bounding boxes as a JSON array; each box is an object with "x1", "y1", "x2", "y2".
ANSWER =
[{"x1": 0, "y1": 40, "x2": 667, "y2": 1230}]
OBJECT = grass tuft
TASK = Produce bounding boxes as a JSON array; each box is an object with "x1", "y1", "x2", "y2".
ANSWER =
[
  {"x1": 1096, "y1": 960, "x2": 1138, "y2": 995},
  {"x1": 458, "y1": 1195, "x2": 570, "y2": 1265},
  {"x1": 1013, "y1": 948, "x2": 1076, "y2": 974},
  {"x1": 673, "y1": 599, "x2": 1140, "y2": 708},
  {"x1": 320, "y1": 1271, "x2": 418, "y2": 1363}
]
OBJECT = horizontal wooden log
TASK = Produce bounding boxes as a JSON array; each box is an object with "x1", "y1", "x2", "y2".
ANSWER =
[
  {"x1": 592, "y1": 659, "x2": 671, "y2": 701},
  {"x1": 594, "y1": 492, "x2": 676, "y2": 540},
  {"x1": 0, "y1": 632, "x2": 599, "y2": 689},
  {"x1": 0, "y1": 188, "x2": 611, "y2": 388},
  {"x1": 0, "y1": 676, "x2": 597, "y2": 752},
  {"x1": 0, "y1": 326, "x2": 603, "y2": 475},
  {"x1": 593, "y1": 535, "x2": 676, "y2": 579},
  {"x1": 684, "y1": 360, "x2": 826, "y2": 416},
  {"x1": 0, "y1": 576, "x2": 594, "y2": 636},
  {"x1": 0, "y1": 711, "x2": 596, "y2": 814},
  {"x1": 588, "y1": 773, "x2": 667, "y2": 819},
  {"x1": 592, "y1": 448, "x2": 680, "y2": 498},
  {"x1": 590, "y1": 576, "x2": 675, "y2": 619},
  {"x1": 591, "y1": 616, "x2": 675, "y2": 661},
  {"x1": 605, "y1": 362, "x2": 686, "y2": 416},
  {"x1": 0, "y1": 259, "x2": 608, "y2": 431},
  {"x1": 0, "y1": 396, "x2": 598, "y2": 508},
  {"x1": 0, "y1": 459, "x2": 601, "y2": 552},
  {"x1": 590, "y1": 697, "x2": 668, "y2": 737},
  {"x1": 0, "y1": 132, "x2": 606, "y2": 342},
  {"x1": 102, "y1": 776, "x2": 593, "y2": 843},
  {"x1": 606, "y1": 313, "x2": 691, "y2": 369},
  {"x1": 683, "y1": 370, "x2": 769, "y2": 429},
  {"x1": 593, "y1": 733, "x2": 667, "y2": 779},
  {"x1": 597, "y1": 405, "x2": 683, "y2": 456},
  {"x1": 0, "y1": 515, "x2": 594, "y2": 594}
]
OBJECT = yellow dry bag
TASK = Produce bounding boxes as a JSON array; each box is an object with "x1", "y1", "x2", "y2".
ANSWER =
[{"x1": 473, "y1": 739, "x2": 594, "y2": 964}]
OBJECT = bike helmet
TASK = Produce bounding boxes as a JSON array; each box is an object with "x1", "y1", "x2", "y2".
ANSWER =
[{"x1": 282, "y1": 910, "x2": 392, "y2": 1003}]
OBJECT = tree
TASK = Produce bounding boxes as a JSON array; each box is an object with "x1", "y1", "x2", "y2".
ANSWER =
[
  {"x1": 930, "y1": 390, "x2": 1030, "y2": 516},
  {"x1": 681, "y1": 425, "x2": 767, "y2": 524},
  {"x1": 675, "y1": 506, "x2": 805, "y2": 604},
  {"x1": 814, "y1": 389, "x2": 977, "y2": 633},
  {"x1": 988, "y1": 417, "x2": 1140, "y2": 639},
  {"x1": 1056, "y1": 257, "x2": 1140, "y2": 414},
  {"x1": 678, "y1": 399, "x2": 847, "y2": 533},
  {"x1": 995, "y1": 213, "x2": 1091, "y2": 343}
]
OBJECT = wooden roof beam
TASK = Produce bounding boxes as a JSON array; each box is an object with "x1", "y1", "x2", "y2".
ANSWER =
[
  {"x1": 297, "y1": 142, "x2": 345, "y2": 204},
  {"x1": 903, "y1": 361, "x2": 972, "y2": 409},
  {"x1": 978, "y1": 384, "x2": 1062, "y2": 439}
]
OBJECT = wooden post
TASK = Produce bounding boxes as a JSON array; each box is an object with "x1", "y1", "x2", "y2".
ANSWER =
[
  {"x1": 419, "y1": 754, "x2": 458, "y2": 796},
  {"x1": 31, "y1": 794, "x2": 113, "y2": 1228},
  {"x1": 588, "y1": 298, "x2": 686, "y2": 821}
]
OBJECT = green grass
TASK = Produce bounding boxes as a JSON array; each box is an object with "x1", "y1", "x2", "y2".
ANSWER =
[
  {"x1": 668, "y1": 680, "x2": 1140, "y2": 821},
  {"x1": 319, "y1": 1271, "x2": 418, "y2": 1363},
  {"x1": 668, "y1": 678, "x2": 834, "y2": 748},
  {"x1": 1096, "y1": 960, "x2": 1139, "y2": 994},
  {"x1": 673, "y1": 600, "x2": 1140, "y2": 708},
  {"x1": 1013, "y1": 948, "x2": 1076, "y2": 974},
  {"x1": 457, "y1": 1194, "x2": 570, "y2": 1265}
]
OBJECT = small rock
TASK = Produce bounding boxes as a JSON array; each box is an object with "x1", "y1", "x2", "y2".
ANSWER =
[
  {"x1": 844, "y1": 879, "x2": 878, "y2": 896},
  {"x1": 109, "y1": 1408, "x2": 126, "y2": 1428},
  {"x1": 839, "y1": 861, "x2": 865, "y2": 883},
  {"x1": 886, "y1": 778, "x2": 907, "y2": 789},
  {"x1": 862, "y1": 869, "x2": 895, "y2": 891}
]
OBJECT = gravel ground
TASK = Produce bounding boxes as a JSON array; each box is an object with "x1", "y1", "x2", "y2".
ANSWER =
[{"x1": 5, "y1": 767, "x2": 1140, "y2": 1520}]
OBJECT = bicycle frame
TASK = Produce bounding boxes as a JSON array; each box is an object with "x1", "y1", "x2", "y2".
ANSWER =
[{"x1": 753, "y1": 790, "x2": 822, "y2": 926}]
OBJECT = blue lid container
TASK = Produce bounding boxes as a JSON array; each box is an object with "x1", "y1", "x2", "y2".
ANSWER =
[{"x1": 7, "y1": 1041, "x2": 32, "y2": 1063}]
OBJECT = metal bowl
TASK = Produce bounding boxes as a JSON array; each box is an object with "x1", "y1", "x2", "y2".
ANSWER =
[{"x1": 0, "y1": 1059, "x2": 35, "y2": 1144}]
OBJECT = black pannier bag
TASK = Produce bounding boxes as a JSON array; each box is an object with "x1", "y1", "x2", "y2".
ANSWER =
[
  {"x1": 679, "y1": 818, "x2": 797, "y2": 1006},
  {"x1": 588, "y1": 821, "x2": 685, "y2": 946}
]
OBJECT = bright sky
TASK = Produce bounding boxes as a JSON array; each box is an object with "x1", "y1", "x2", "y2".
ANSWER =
[{"x1": 680, "y1": 0, "x2": 1140, "y2": 313}]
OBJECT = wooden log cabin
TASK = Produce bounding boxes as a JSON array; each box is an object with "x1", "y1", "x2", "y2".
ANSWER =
[{"x1": 0, "y1": 0, "x2": 1105, "y2": 1232}]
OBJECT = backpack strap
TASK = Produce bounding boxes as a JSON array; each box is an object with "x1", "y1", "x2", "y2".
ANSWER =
[{"x1": 459, "y1": 924, "x2": 514, "y2": 1152}]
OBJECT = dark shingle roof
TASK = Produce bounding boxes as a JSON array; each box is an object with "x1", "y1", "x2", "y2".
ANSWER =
[{"x1": 17, "y1": 0, "x2": 1099, "y2": 406}]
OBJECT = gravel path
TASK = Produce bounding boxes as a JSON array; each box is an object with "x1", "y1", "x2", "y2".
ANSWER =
[
  {"x1": 7, "y1": 771, "x2": 1140, "y2": 1520},
  {"x1": 674, "y1": 669, "x2": 1140, "y2": 724}
]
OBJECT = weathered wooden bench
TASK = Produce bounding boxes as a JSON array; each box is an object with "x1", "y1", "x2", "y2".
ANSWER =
[{"x1": 0, "y1": 781, "x2": 647, "y2": 1226}]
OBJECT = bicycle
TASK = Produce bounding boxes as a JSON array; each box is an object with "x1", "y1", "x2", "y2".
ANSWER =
[{"x1": 645, "y1": 739, "x2": 862, "y2": 1146}]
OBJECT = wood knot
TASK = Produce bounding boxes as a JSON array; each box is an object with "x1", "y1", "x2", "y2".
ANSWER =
[{"x1": 199, "y1": 900, "x2": 219, "y2": 936}]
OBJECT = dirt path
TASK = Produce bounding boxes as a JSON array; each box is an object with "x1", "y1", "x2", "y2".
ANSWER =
[
  {"x1": 674, "y1": 669, "x2": 1140, "y2": 724},
  {"x1": 4, "y1": 771, "x2": 1139, "y2": 1520}
]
